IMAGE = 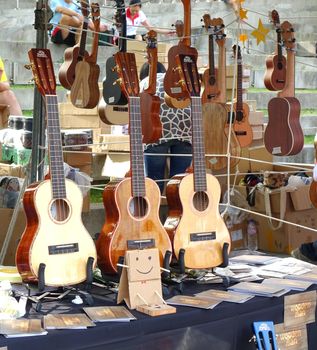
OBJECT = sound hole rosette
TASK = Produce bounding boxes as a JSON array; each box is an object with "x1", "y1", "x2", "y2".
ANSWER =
[
  {"x1": 193, "y1": 191, "x2": 209, "y2": 212},
  {"x1": 49, "y1": 198, "x2": 71, "y2": 223},
  {"x1": 128, "y1": 196, "x2": 149, "y2": 219}
]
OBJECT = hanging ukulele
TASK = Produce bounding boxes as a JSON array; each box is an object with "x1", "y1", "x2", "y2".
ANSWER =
[
  {"x1": 309, "y1": 133, "x2": 317, "y2": 208},
  {"x1": 98, "y1": 0, "x2": 129, "y2": 126},
  {"x1": 70, "y1": 2, "x2": 100, "y2": 109},
  {"x1": 264, "y1": 21, "x2": 304, "y2": 156},
  {"x1": 96, "y1": 52, "x2": 172, "y2": 275},
  {"x1": 202, "y1": 15, "x2": 241, "y2": 171},
  {"x1": 58, "y1": 0, "x2": 90, "y2": 90},
  {"x1": 164, "y1": 52, "x2": 231, "y2": 269},
  {"x1": 16, "y1": 49, "x2": 97, "y2": 286},
  {"x1": 164, "y1": 0, "x2": 195, "y2": 108},
  {"x1": 232, "y1": 44, "x2": 253, "y2": 148},
  {"x1": 140, "y1": 30, "x2": 162, "y2": 144},
  {"x1": 264, "y1": 10, "x2": 286, "y2": 91}
]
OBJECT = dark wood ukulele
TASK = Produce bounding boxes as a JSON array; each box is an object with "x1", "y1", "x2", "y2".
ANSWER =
[
  {"x1": 309, "y1": 134, "x2": 317, "y2": 208},
  {"x1": 70, "y1": 3, "x2": 100, "y2": 109},
  {"x1": 232, "y1": 44, "x2": 253, "y2": 148},
  {"x1": 96, "y1": 52, "x2": 172, "y2": 275},
  {"x1": 164, "y1": 52, "x2": 231, "y2": 269},
  {"x1": 264, "y1": 21, "x2": 304, "y2": 156},
  {"x1": 202, "y1": 15, "x2": 241, "y2": 171},
  {"x1": 16, "y1": 49, "x2": 96, "y2": 286},
  {"x1": 164, "y1": 0, "x2": 195, "y2": 108},
  {"x1": 264, "y1": 10, "x2": 286, "y2": 91},
  {"x1": 140, "y1": 30, "x2": 162, "y2": 144},
  {"x1": 58, "y1": 0, "x2": 89, "y2": 90}
]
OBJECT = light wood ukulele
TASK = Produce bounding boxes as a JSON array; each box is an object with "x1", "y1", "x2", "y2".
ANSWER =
[
  {"x1": 16, "y1": 49, "x2": 97, "y2": 286},
  {"x1": 164, "y1": 0, "x2": 195, "y2": 108},
  {"x1": 264, "y1": 21, "x2": 304, "y2": 156},
  {"x1": 309, "y1": 134, "x2": 317, "y2": 208},
  {"x1": 232, "y1": 44, "x2": 253, "y2": 148},
  {"x1": 202, "y1": 16, "x2": 240, "y2": 171},
  {"x1": 70, "y1": 3, "x2": 100, "y2": 109},
  {"x1": 140, "y1": 30, "x2": 162, "y2": 144},
  {"x1": 58, "y1": 0, "x2": 90, "y2": 90},
  {"x1": 164, "y1": 52, "x2": 231, "y2": 269},
  {"x1": 96, "y1": 52, "x2": 172, "y2": 275},
  {"x1": 264, "y1": 10, "x2": 286, "y2": 91}
]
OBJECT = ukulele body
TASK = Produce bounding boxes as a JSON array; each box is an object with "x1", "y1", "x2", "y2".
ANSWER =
[
  {"x1": 233, "y1": 102, "x2": 253, "y2": 148},
  {"x1": 96, "y1": 177, "x2": 172, "y2": 275},
  {"x1": 201, "y1": 68, "x2": 220, "y2": 104},
  {"x1": 309, "y1": 181, "x2": 317, "y2": 208},
  {"x1": 70, "y1": 61, "x2": 100, "y2": 109},
  {"x1": 58, "y1": 46, "x2": 89, "y2": 90},
  {"x1": 264, "y1": 54, "x2": 287, "y2": 91},
  {"x1": 164, "y1": 173, "x2": 231, "y2": 269},
  {"x1": 140, "y1": 92, "x2": 162, "y2": 144},
  {"x1": 264, "y1": 97, "x2": 303, "y2": 156},
  {"x1": 102, "y1": 56, "x2": 128, "y2": 106},
  {"x1": 16, "y1": 179, "x2": 97, "y2": 286},
  {"x1": 203, "y1": 102, "x2": 240, "y2": 171},
  {"x1": 164, "y1": 44, "x2": 195, "y2": 108}
]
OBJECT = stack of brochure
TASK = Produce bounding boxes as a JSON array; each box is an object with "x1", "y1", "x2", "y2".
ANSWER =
[
  {"x1": 195, "y1": 289, "x2": 254, "y2": 303},
  {"x1": 228, "y1": 281, "x2": 289, "y2": 297},
  {"x1": 166, "y1": 295, "x2": 221, "y2": 309},
  {"x1": 262, "y1": 278, "x2": 313, "y2": 291},
  {"x1": 83, "y1": 306, "x2": 136, "y2": 322},
  {"x1": 44, "y1": 314, "x2": 95, "y2": 330},
  {"x1": 0, "y1": 319, "x2": 47, "y2": 338}
]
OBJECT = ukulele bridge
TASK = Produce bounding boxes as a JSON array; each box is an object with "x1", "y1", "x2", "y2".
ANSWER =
[
  {"x1": 190, "y1": 232, "x2": 216, "y2": 242},
  {"x1": 48, "y1": 243, "x2": 79, "y2": 255},
  {"x1": 235, "y1": 131, "x2": 247, "y2": 136},
  {"x1": 127, "y1": 239, "x2": 155, "y2": 250}
]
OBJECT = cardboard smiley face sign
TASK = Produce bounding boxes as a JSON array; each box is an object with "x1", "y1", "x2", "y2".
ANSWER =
[{"x1": 117, "y1": 248, "x2": 164, "y2": 310}]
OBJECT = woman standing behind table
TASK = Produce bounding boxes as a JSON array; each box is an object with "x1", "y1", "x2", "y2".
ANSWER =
[{"x1": 139, "y1": 62, "x2": 192, "y2": 194}]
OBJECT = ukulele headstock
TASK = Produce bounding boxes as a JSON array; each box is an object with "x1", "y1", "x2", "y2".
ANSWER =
[
  {"x1": 114, "y1": 0, "x2": 125, "y2": 29},
  {"x1": 175, "y1": 53, "x2": 200, "y2": 98},
  {"x1": 145, "y1": 30, "x2": 157, "y2": 49},
  {"x1": 232, "y1": 44, "x2": 242, "y2": 61},
  {"x1": 281, "y1": 21, "x2": 296, "y2": 50},
  {"x1": 174, "y1": 20, "x2": 184, "y2": 39},
  {"x1": 202, "y1": 13, "x2": 212, "y2": 33},
  {"x1": 115, "y1": 52, "x2": 139, "y2": 97},
  {"x1": 91, "y1": 2, "x2": 100, "y2": 28},
  {"x1": 28, "y1": 49, "x2": 56, "y2": 96},
  {"x1": 80, "y1": 0, "x2": 90, "y2": 18},
  {"x1": 210, "y1": 17, "x2": 225, "y2": 45}
]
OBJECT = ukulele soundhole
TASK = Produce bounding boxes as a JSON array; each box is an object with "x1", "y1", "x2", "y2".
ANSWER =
[
  {"x1": 50, "y1": 199, "x2": 70, "y2": 222},
  {"x1": 193, "y1": 191, "x2": 209, "y2": 212},
  {"x1": 129, "y1": 196, "x2": 148, "y2": 218}
]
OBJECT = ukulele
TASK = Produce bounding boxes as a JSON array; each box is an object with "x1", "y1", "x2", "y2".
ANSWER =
[
  {"x1": 264, "y1": 10, "x2": 286, "y2": 91},
  {"x1": 140, "y1": 30, "x2": 162, "y2": 144},
  {"x1": 98, "y1": 0, "x2": 129, "y2": 125},
  {"x1": 164, "y1": 52, "x2": 231, "y2": 269},
  {"x1": 164, "y1": 0, "x2": 195, "y2": 108},
  {"x1": 202, "y1": 16, "x2": 241, "y2": 171},
  {"x1": 58, "y1": 0, "x2": 89, "y2": 90},
  {"x1": 309, "y1": 133, "x2": 317, "y2": 208},
  {"x1": 70, "y1": 3, "x2": 100, "y2": 109},
  {"x1": 96, "y1": 52, "x2": 172, "y2": 275},
  {"x1": 232, "y1": 45, "x2": 253, "y2": 148},
  {"x1": 264, "y1": 21, "x2": 304, "y2": 156},
  {"x1": 16, "y1": 49, "x2": 97, "y2": 286}
]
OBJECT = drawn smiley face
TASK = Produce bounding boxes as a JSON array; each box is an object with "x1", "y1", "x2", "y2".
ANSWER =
[{"x1": 127, "y1": 248, "x2": 160, "y2": 282}]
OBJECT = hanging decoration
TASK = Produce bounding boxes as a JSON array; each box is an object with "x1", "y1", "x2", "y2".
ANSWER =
[{"x1": 251, "y1": 18, "x2": 270, "y2": 45}]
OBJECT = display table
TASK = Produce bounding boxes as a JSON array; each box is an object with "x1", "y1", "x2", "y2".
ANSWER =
[{"x1": 1, "y1": 283, "x2": 316, "y2": 350}]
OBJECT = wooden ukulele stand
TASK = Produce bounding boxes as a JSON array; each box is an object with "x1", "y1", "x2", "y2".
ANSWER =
[{"x1": 24, "y1": 257, "x2": 95, "y2": 312}]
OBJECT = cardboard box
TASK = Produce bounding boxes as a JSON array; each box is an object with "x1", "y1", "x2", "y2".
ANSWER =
[
  {"x1": 98, "y1": 134, "x2": 130, "y2": 152},
  {"x1": 0, "y1": 208, "x2": 26, "y2": 265},
  {"x1": 0, "y1": 162, "x2": 24, "y2": 178},
  {"x1": 228, "y1": 221, "x2": 247, "y2": 250},
  {"x1": 251, "y1": 125, "x2": 264, "y2": 140},
  {"x1": 82, "y1": 192, "x2": 90, "y2": 213},
  {"x1": 63, "y1": 149, "x2": 92, "y2": 166},
  {"x1": 246, "y1": 100, "x2": 257, "y2": 112},
  {"x1": 290, "y1": 185, "x2": 314, "y2": 211},
  {"x1": 251, "y1": 208, "x2": 317, "y2": 254}
]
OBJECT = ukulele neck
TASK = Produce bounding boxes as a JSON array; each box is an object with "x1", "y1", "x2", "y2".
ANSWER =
[
  {"x1": 278, "y1": 48, "x2": 295, "y2": 98},
  {"x1": 45, "y1": 95, "x2": 66, "y2": 199},
  {"x1": 78, "y1": 16, "x2": 89, "y2": 60},
  {"x1": 208, "y1": 34, "x2": 216, "y2": 82},
  {"x1": 129, "y1": 96, "x2": 146, "y2": 197},
  {"x1": 215, "y1": 42, "x2": 226, "y2": 103},
  {"x1": 236, "y1": 58, "x2": 243, "y2": 112},
  {"x1": 191, "y1": 96, "x2": 207, "y2": 192}
]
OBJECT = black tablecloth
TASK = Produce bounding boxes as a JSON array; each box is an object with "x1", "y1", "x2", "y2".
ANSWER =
[{"x1": 1, "y1": 283, "x2": 316, "y2": 350}]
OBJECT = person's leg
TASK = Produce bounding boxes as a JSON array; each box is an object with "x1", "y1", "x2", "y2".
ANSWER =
[
  {"x1": 144, "y1": 142, "x2": 169, "y2": 194},
  {"x1": 169, "y1": 140, "x2": 192, "y2": 177},
  {"x1": 59, "y1": 14, "x2": 82, "y2": 43},
  {"x1": 0, "y1": 90, "x2": 22, "y2": 116}
]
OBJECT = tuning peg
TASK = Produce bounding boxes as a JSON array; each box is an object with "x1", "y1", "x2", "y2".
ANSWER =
[
  {"x1": 172, "y1": 66, "x2": 182, "y2": 73},
  {"x1": 24, "y1": 63, "x2": 34, "y2": 70},
  {"x1": 177, "y1": 79, "x2": 186, "y2": 86}
]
